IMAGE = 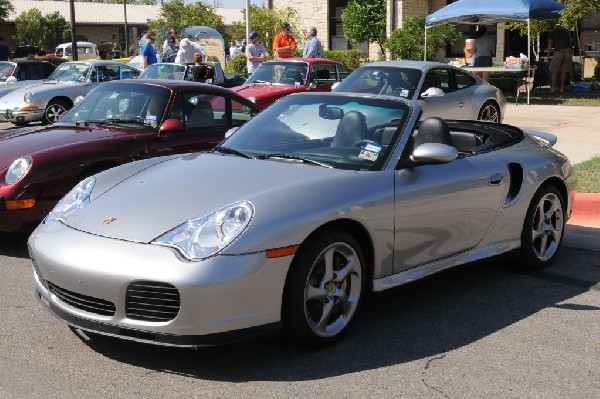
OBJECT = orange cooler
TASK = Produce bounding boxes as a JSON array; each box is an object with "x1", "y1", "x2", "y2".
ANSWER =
[{"x1": 465, "y1": 39, "x2": 475, "y2": 61}]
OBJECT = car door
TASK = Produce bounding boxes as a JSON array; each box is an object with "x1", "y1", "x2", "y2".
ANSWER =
[
  {"x1": 311, "y1": 63, "x2": 337, "y2": 92},
  {"x1": 393, "y1": 150, "x2": 507, "y2": 272},
  {"x1": 147, "y1": 91, "x2": 257, "y2": 156},
  {"x1": 418, "y1": 67, "x2": 470, "y2": 120}
]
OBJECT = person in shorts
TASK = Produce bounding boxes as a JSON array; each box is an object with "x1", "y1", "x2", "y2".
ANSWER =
[{"x1": 547, "y1": 24, "x2": 573, "y2": 93}]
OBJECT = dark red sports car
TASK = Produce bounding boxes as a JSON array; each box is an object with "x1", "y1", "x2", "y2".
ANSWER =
[
  {"x1": 231, "y1": 58, "x2": 352, "y2": 108},
  {"x1": 0, "y1": 79, "x2": 261, "y2": 232}
]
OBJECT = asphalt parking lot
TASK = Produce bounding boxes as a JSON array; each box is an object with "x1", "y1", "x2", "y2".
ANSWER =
[{"x1": 1, "y1": 106, "x2": 599, "y2": 398}]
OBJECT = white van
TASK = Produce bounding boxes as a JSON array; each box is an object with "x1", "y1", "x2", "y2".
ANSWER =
[{"x1": 55, "y1": 42, "x2": 100, "y2": 60}]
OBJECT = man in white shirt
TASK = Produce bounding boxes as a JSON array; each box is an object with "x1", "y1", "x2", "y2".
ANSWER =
[
  {"x1": 175, "y1": 38, "x2": 207, "y2": 64},
  {"x1": 229, "y1": 41, "x2": 240, "y2": 60}
]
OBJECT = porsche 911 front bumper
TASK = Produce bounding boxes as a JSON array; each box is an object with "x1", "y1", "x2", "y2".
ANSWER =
[{"x1": 29, "y1": 221, "x2": 292, "y2": 347}]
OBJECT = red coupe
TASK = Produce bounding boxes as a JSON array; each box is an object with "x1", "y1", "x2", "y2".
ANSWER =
[
  {"x1": 231, "y1": 58, "x2": 352, "y2": 108},
  {"x1": 0, "y1": 79, "x2": 261, "y2": 232}
]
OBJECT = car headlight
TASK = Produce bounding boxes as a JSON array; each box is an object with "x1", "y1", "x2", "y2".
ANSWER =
[
  {"x1": 153, "y1": 201, "x2": 254, "y2": 261},
  {"x1": 5, "y1": 156, "x2": 32, "y2": 185},
  {"x1": 46, "y1": 177, "x2": 96, "y2": 222},
  {"x1": 24, "y1": 92, "x2": 33, "y2": 104}
]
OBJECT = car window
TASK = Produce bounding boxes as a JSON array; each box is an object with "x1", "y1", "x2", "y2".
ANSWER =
[
  {"x1": 422, "y1": 68, "x2": 452, "y2": 93},
  {"x1": 245, "y1": 62, "x2": 309, "y2": 86},
  {"x1": 0, "y1": 63, "x2": 16, "y2": 82},
  {"x1": 454, "y1": 69, "x2": 476, "y2": 90},
  {"x1": 334, "y1": 66, "x2": 421, "y2": 100},
  {"x1": 48, "y1": 63, "x2": 90, "y2": 82},
  {"x1": 95, "y1": 65, "x2": 120, "y2": 82},
  {"x1": 121, "y1": 67, "x2": 140, "y2": 80},
  {"x1": 171, "y1": 92, "x2": 226, "y2": 128},
  {"x1": 231, "y1": 99, "x2": 259, "y2": 127},
  {"x1": 336, "y1": 65, "x2": 352, "y2": 81},
  {"x1": 139, "y1": 64, "x2": 185, "y2": 80},
  {"x1": 63, "y1": 83, "x2": 171, "y2": 129},
  {"x1": 312, "y1": 63, "x2": 336, "y2": 85}
]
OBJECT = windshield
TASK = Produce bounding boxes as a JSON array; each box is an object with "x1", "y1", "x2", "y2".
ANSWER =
[
  {"x1": 334, "y1": 66, "x2": 422, "y2": 100},
  {"x1": 0, "y1": 63, "x2": 16, "y2": 82},
  {"x1": 222, "y1": 94, "x2": 409, "y2": 171},
  {"x1": 139, "y1": 63, "x2": 188, "y2": 80},
  {"x1": 62, "y1": 83, "x2": 171, "y2": 129},
  {"x1": 245, "y1": 62, "x2": 308, "y2": 86},
  {"x1": 47, "y1": 62, "x2": 91, "y2": 82}
]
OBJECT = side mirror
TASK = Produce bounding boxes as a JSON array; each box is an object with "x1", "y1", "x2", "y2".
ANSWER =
[
  {"x1": 308, "y1": 82, "x2": 316, "y2": 89},
  {"x1": 6, "y1": 76, "x2": 17, "y2": 85},
  {"x1": 159, "y1": 119, "x2": 188, "y2": 134},
  {"x1": 411, "y1": 143, "x2": 458, "y2": 164},
  {"x1": 420, "y1": 87, "x2": 445, "y2": 98}
]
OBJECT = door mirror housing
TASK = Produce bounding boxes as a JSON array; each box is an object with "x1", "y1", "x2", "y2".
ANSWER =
[
  {"x1": 159, "y1": 119, "x2": 188, "y2": 134},
  {"x1": 411, "y1": 143, "x2": 458, "y2": 164}
]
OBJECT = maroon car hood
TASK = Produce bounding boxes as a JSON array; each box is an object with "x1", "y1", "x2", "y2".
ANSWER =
[
  {"x1": 232, "y1": 83, "x2": 305, "y2": 107},
  {"x1": 0, "y1": 124, "x2": 130, "y2": 170}
]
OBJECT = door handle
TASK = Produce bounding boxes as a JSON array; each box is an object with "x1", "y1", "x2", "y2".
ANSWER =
[
  {"x1": 457, "y1": 101, "x2": 465, "y2": 107},
  {"x1": 489, "y1": 173, "x2": 504, "y2": 186}
]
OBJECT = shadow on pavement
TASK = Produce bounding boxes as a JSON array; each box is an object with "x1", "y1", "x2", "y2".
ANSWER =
[
  {"x1": 68, "y1": 248, "x2": 600, "y2": 382},
  {"x1": 0, "y1": 232, "x2": 30, "y2": 259}
]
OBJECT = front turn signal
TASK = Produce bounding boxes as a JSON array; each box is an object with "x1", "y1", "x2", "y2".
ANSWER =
[{"x1": 5, "y1": 199, "x2": 36, "y2": 210}]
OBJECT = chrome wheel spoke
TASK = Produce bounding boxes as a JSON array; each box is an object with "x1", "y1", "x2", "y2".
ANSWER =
[
  {"x1": 313, "y1": 300, "x2": 335, "y2": 333},
  {"x1": 306, "y1": 283, "x2": 327, "y2": 301},
  {"x1": 321, "y1": 247, "x2": 336, "y2": 283}
]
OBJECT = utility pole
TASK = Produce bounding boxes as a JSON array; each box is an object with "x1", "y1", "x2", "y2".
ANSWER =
[
  {"x1": 124, "y1": 0, "x2": 129, "y2": 57},
  {"x1": 246, "y1": 0, "x2": 250, "y2": 45},
  {"x1": 69, "y1": 0, "x2": 78, "y2": 61}
]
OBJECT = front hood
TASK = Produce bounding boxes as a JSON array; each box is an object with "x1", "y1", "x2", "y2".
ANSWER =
[
  {"x1": 0, "y1": 81, "x2": 82, "y2": 104},
  {"x1": 232, "y1": 83, "x2": 304, "y2": 99},
  {"x1": 0, "y1": 124, "x2": 126, "y2": 170},
  {"x1": 62, "y1": 153, "x2": 350, "y2": 243}
]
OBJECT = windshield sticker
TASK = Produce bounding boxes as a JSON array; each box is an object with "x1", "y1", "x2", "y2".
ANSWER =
[
  {"x1": 363, "y1": 143, "x2": 382, "y2": 154},
  {"x1": 146, "y1": 115, "x2": 157, "y2": 121},
  {"x1": 358, "y1": 143, "x2": 382, "y2": 162},
  {"x1": 400, "y1": 89, "x2": 409, "y2": 97}
]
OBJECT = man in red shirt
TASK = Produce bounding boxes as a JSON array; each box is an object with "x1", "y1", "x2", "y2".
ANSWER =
[{"x1": 272, "y1": 22, "x2": 297, "y2": 58}]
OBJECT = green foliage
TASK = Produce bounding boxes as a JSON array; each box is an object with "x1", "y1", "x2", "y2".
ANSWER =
[
  {"x1": 559, "y1": 0, "x2": 600, "y2": 29},
  {"x1": 323, "y1": 50, "x2": 368, "y2": 70},
  {"x1": 385, "y1": 16, "x2": 460, "y2": 61},
  {"x1": 595, "y1": 63, "x2": 600, "y2": 82},
  {"x1": 0, "y1": 0, "x2": 14, "y2": 23},
  {"x1": 341, "y1": 0, "x2": 387, "y2": 55},
  {"x1": 572, "y1": 156, "x2": 600, "y2": 192},
  {"x1": 43, "y1": 12, "x2": 71, "y2": 50},
  {"x1": 241, "y1": 5, "x2": 299, "y2": 58},
  {"x1": 504, "y1": 20, "x2": 555, "y2": 38},
  {"x1": 13, "y1": 9, "x2": 46, "y2": 48},
  {"x1": 224, "y1": 53, "x2": 248, "y2": 77}
]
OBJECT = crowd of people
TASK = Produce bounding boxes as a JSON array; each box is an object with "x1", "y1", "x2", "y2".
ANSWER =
[{"x1": 141, "y1": 28, "x2": 207, "y2": 70}]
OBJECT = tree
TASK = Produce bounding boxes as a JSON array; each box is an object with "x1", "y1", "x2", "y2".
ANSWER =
[
  {"x1": 385, "y1": 16, "x2": 460, "y2": 61},
  {"x1": 43, "y1": 12, "x2": 71, "y2": 50},
  {"x1": 0, "y1": 0, "x2": 14, "y2": 23},
  {"x1": 13, "y1": 9, "x2": 47, "y2": 48},
  {"x1": 341, "y1": 0, "x2": 387, "y2": 55},
  {"x1": 241, "y1": 5, "x2": 299, "y2": 57},
  {"x1": 559, "y1": 0, "x2": 600, "y2": 28}
]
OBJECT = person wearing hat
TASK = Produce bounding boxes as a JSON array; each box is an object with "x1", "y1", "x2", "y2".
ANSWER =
[
  {"x1": 246, "y1": 31, "x2": 266, "y2": 75},
  {"x1": 273, "y1": 22, "x2": 297, "y2": 58},
  {"x1": 161, "y1": 36, "x2": 178, "y2": 63}
]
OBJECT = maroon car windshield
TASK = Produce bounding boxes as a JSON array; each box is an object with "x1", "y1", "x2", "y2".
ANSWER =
[{"x1": 62, "y1": 83, "x2": 171, "y2": 129}]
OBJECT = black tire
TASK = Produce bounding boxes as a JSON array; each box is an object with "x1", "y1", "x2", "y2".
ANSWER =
[
  {"x1": 43, "y1": 99, "x2": 70, "y2": 125},
  {"x1": 282, "y1": 229, "x2": 365, "y2": 348},
  {"x1": 518, "y1": 185, "x2": 565, "y2": 269},
  {"x1": 478, "y1": 101, "x2": 500, "y2": 123}
]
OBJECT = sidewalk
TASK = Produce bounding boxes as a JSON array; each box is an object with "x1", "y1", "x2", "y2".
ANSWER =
[{"x1": 503, "y1": 104, "x2": 600, "y2": 251}]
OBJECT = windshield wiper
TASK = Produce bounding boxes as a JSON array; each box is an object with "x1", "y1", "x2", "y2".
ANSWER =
[
  {"x1": 256, "y1": 153, "x2": 332, "y2": 168},
  {"x1": 212, "y1": 146, "x2": 254, "y2": 159}
]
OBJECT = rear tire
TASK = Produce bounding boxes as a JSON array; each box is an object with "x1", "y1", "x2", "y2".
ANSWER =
[
  {"x1": 518, "y1": 185, "x2": 565, "y2": 269},
  {"x1": 282, "y1": 229, "x2": 365, "y2": 348}
]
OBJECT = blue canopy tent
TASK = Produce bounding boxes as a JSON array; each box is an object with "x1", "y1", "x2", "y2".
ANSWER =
[{"x1": 424, "y1": 0, "x2": 567, "y2": 104}]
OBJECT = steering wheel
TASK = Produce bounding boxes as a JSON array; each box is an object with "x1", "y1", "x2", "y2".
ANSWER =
[{"x1": 353, "y1": 139, "x2": 380, "y2": 148}]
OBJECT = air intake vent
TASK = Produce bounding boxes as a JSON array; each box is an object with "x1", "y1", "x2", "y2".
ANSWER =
[
  {"x1": 125, "y1": 281, "x2": 181, "y2": 322},
  {"x1": 48, "y1": 282, "x2": 116, "y2": 316}
]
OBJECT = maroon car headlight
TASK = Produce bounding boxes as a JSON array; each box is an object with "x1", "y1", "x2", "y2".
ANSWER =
[
  {"x1": 46, "y1": 177, "x2": 96, "y2": 222},
  {"x1": 152, "y1": 201, "x2": 254, "y2": 261},
  {"x1": 5, "y1": 156, "x2": 32, "y2": 185}
]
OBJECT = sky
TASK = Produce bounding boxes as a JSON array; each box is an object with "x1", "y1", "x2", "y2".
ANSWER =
[{"x1": 196, "y1": 0, "x2": 265, "y2": 8}]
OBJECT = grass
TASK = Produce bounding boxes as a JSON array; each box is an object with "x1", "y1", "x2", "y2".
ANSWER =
[
  {"x1": 504, "y1": 89, "x2": 600, "y2": 106},
  {"x1": 573, "y1": 156, "x2": 600, "y2": 193}
]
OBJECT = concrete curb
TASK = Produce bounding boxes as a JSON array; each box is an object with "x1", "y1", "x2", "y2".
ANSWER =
[{"x1": 567, "y1": 193, "x2": 600, "y2": 228}]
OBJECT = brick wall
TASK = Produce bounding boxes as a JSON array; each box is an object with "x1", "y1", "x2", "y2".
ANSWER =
[{"x1": 271, "y1": 0, "x2": 329, "y2": 51}]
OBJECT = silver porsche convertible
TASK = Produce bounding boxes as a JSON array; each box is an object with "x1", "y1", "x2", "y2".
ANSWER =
[{"x1": 29, "y1": 93, "x2": 575, "y2": 348}]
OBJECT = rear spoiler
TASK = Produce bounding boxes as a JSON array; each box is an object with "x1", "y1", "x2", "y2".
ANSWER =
[{"x1": 525, "y1": 130, "x2": 558, "y2": 148}]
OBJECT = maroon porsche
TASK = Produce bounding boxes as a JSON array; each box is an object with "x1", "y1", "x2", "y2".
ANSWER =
[
  {"x1": 0, "y1": 79, "x2": 261, "y2": 232},
  {"x1": 231, "y1": 58, "x2": 352, "y2": 108}
]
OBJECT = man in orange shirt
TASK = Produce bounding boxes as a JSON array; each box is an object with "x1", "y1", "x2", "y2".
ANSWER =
[{"x1": 273, "y1": 22, "x2": 297, "y2": 58}]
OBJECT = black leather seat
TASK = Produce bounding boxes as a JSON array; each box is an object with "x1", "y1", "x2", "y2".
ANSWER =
[
  {"x1": 331, "y1": 111, "x2": 369, "y2": 147},
  {"x1": 414, "y1": 117, "x2": 453, "y2": 147}
]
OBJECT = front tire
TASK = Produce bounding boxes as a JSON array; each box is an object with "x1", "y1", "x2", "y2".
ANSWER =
[
  {"x1": 478, "y1": 101, "x2": 500, "y2": 123},
  {"x1": 519, "y1": 185, "x2": 565, "y2": 269},
  {"x1": 43, "y1": 99, "x2": 70, "y2": 124},
  {"x1": 282, "y1": 230, "x2": 365, "y2": 348}
]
